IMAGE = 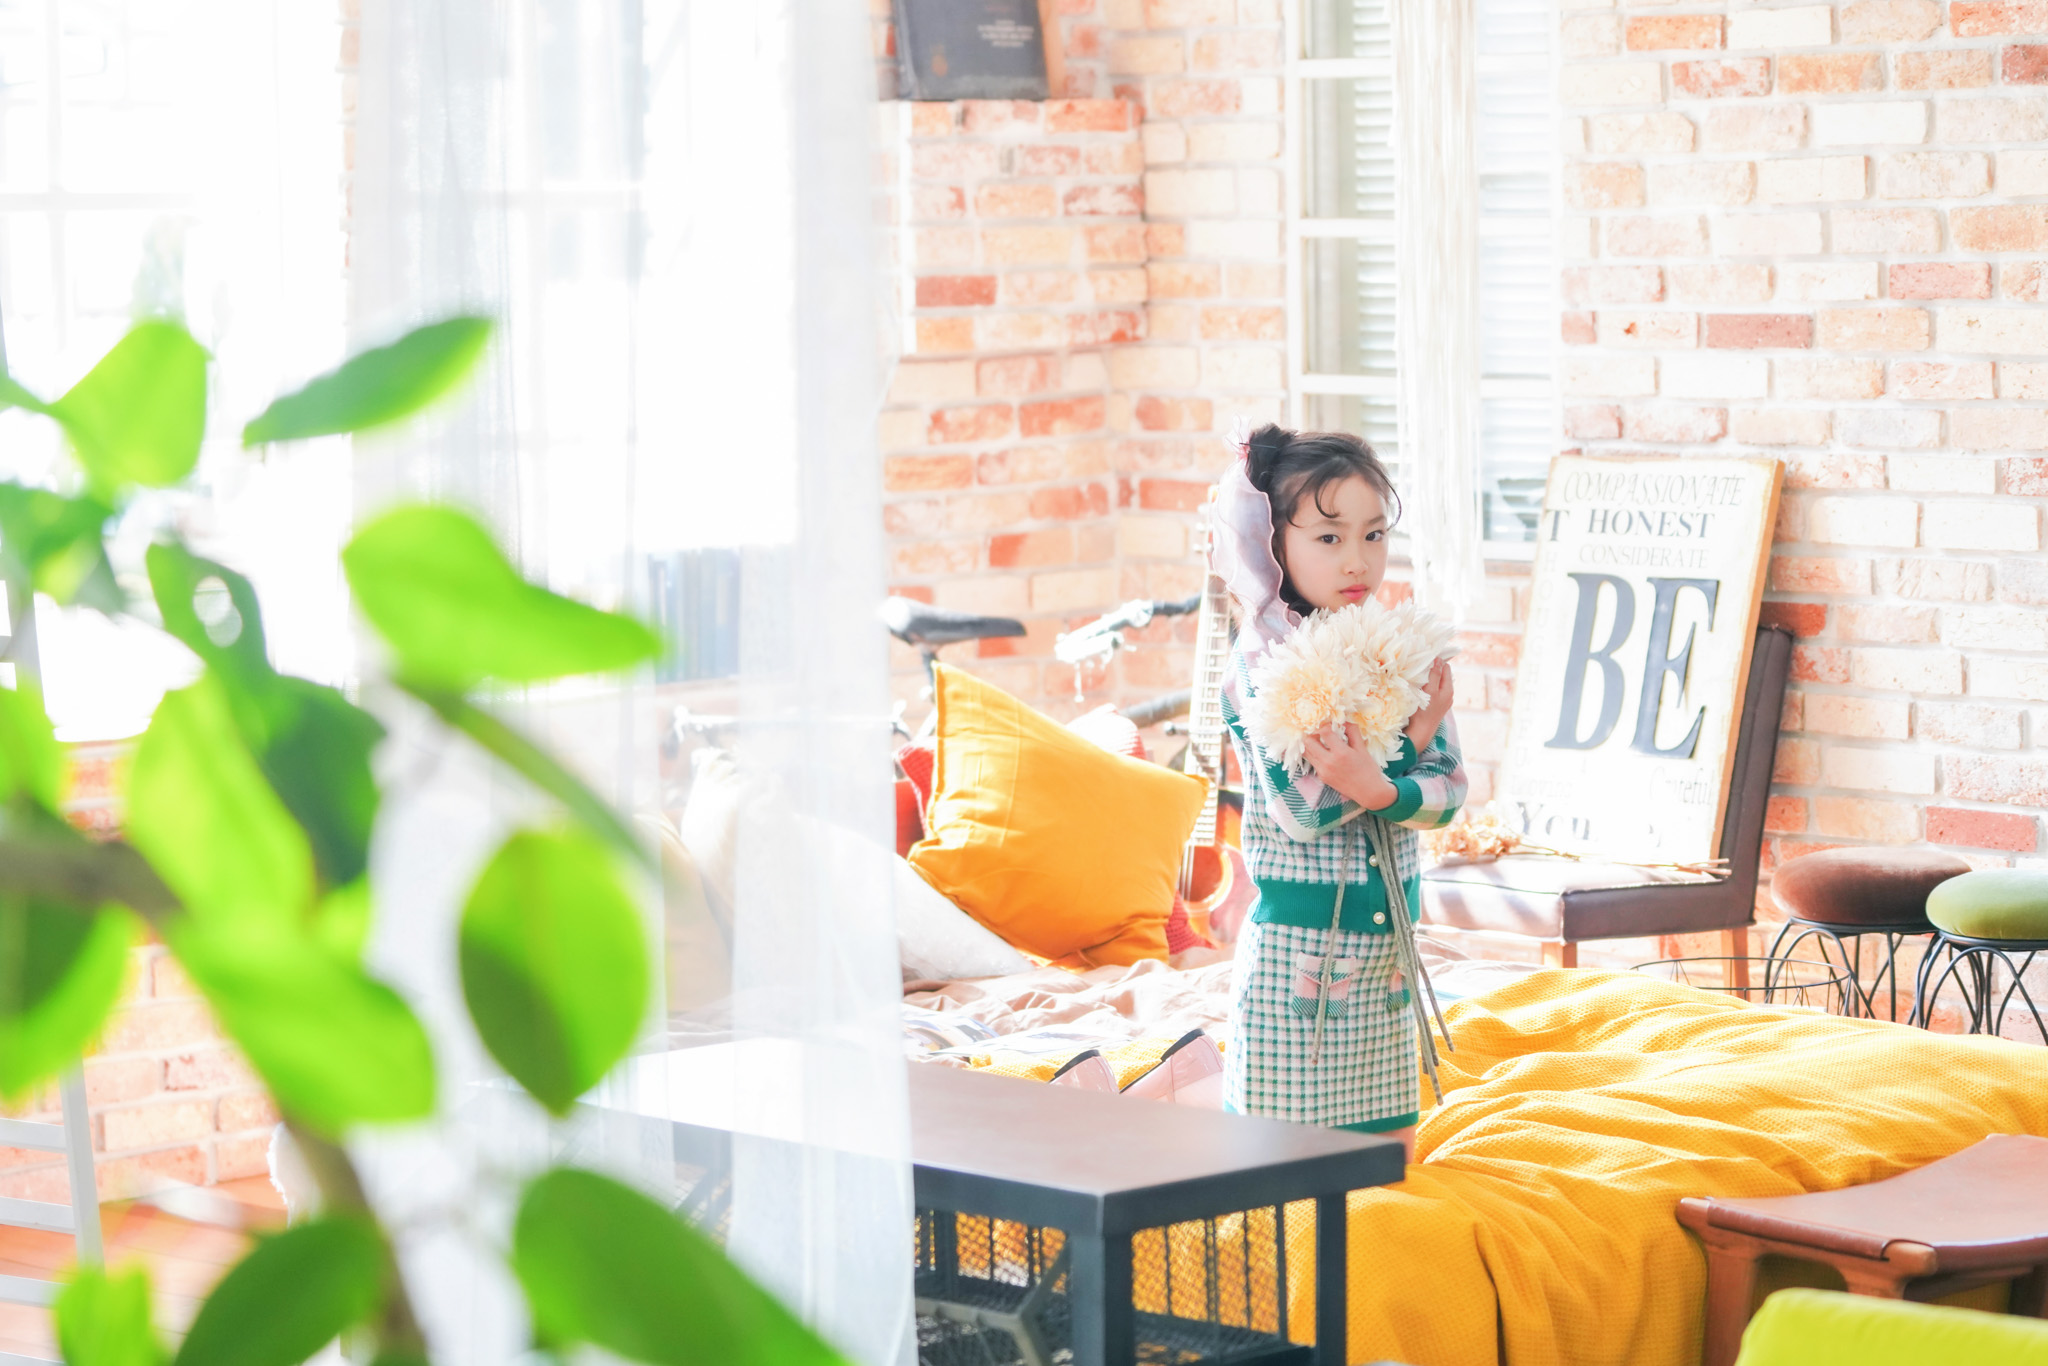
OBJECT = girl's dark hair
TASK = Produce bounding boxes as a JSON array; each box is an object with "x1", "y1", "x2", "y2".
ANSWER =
[{"x1": 1244, "y1": 423, "x2": 1400, "y2": 615}]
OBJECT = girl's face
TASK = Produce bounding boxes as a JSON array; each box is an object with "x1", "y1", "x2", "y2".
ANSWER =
[{"x1": 1277, "y1": 474, "x2": 1390, "y2": 613}]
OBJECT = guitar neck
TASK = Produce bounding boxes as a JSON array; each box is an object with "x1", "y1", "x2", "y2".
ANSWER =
[{"x1": 1182, "y1": 506, "x2": 1231, "y2": 849}]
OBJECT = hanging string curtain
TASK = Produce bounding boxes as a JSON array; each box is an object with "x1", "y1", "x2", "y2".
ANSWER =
[
  {"x1": 352, "y1": 2, "x2": 914, "y2": 1362},
  {"x1": 1391, "y1": 0, "x2": 1486, "y2": 617}
]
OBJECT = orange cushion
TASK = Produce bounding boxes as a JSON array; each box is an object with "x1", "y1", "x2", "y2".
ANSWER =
[{"x1": 908, "y1": 664, "x2": 1207, "y2": 968}]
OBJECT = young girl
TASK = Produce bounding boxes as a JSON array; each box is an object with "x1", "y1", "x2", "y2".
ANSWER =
[{"x1": 1213, "y1": 423, "x2": 1465, "y2": 1153}]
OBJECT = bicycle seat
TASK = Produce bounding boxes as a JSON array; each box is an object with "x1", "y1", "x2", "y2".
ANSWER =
[{"x1": 879, "y1": 596, "x2": 1026, "y2": 647}]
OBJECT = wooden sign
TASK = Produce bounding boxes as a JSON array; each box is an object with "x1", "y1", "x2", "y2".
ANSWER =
[
  {"x1": 893, "y1": 0, "x2": 1051, "y2": 101},
  {"x1": 1498, "y1": 454, "x2": 1784, "y2": 864}
]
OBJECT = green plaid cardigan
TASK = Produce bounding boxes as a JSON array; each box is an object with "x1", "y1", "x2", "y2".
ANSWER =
[{"x1": 1222, "y1": 645, "x2": 1467, "y2": 934}]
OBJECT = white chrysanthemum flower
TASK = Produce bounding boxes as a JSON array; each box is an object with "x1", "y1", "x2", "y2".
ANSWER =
[
  {"x1": 1244, "y1": 634, "x2": 1350, "y2": 771},
  {"x1": 1244, "y1": 597, "x2": 1458, "y2": 771},
  {"x1": 1346, "y1": 663, "x2": 1419, "y2": 764}
]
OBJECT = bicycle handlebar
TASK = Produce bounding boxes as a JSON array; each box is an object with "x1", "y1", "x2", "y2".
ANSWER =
[{"x1": 1053, "y1": 594, "x2": 1207, "y2": 665}]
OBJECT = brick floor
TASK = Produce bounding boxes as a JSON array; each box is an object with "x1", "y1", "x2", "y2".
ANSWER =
[{"x1": 0, "y1": 1176, "x2": 283, "y2": 1358}]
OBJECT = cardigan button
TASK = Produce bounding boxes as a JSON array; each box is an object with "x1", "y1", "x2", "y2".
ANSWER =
[
  {"x1": 1368, "y1": 854, "x2": 1380, "y2": 868},
  {"x1": 1373, "y1": 912, "x2": 1386, "y2": 925}
]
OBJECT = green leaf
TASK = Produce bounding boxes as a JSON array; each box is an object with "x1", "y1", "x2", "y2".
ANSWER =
[
  {"x1": 49, "y1": 321, "x2": 208, "y2": 496},
  {"x1": 343, "y1": 505, "x2": 660, "y2": 690},
  {"x1": 128, "y1": 677, "x2": 314, "y2": 930},
  {"x1": 56, "y1": 1264, "x2": 168, "y2": 1366},
  {"x1": 312, "y1": 879, "x2": 373, "y2": 962},
  {"x1": 147, "y1": 545, "x2": 385, "y2": 889},
  {"x1": 169, "y1": 923, "x2": 434, "y2": 1135},
  {"x1": 243, "y1": 317, "x2": 493, "y2": 446},
  {"x1": 460, "y1": 829, "x2": 648, "y2": 1115},
  {"x1": 0, "y1": 374, "x2": 51, "y2": 415},
  {"x1": 257, "y1": 680, "x2": 384, "y2": 891},
  {"x1": 172, "y1": 1217, "x2": 384, "y2": 1366},
  {"x1": 0, "y1": 682, "x2": 61, "y2": 809},
  {"x1": 0, "y1": 901, "x2": 133, "y2": 1101},
  {"x1": 513, "y1": 1168, "x2": 849, "y2": 1366},
  {"x1": 0, "y1": 482, "x2": 121, "y2": 611},
  {"x1": 145, "y1": 542, "x2": 271, "y2": 692}
]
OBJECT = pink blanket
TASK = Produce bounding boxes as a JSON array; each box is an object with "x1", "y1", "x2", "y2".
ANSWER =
[
  {"x1": 902, "y1": 941, "x2": 1536, "y2": 1057},
  {"x1": 905, "y1": 958, "x2": 1239, "y2": 1049}
]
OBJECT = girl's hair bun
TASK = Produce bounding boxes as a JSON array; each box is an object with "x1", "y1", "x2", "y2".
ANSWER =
[{"x1": 1243, "y1": 423, "x2": 1292, "y2": 492}]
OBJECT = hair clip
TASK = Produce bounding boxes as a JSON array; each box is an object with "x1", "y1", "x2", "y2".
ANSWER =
[{"x1": 1226, "y1": 414, "x2": 1255, "y2": 462}]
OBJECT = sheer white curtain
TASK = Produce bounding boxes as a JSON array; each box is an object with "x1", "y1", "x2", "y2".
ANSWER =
[
  {"x1": 1392, "y1": 0, "x2": 1485, "y2": 615},
  {"x1": 0, "y1": 0, "x2": 349, "y2": 735},
  {"x1": 351, "y1": 2, "x2": 913, "y2": 1364}
]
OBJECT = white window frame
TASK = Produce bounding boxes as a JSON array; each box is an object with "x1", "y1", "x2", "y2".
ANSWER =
[{"x1": 1281, "y1": 0, "x2": 1559, "y2": 558}]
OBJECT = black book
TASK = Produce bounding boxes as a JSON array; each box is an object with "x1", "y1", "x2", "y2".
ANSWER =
[{"x1": 893, "y1": 0, "x2": 1049, "y2": 100}]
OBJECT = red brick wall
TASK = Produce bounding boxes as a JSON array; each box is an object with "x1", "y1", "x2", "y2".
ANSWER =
[
  {"x1": 0, "y1": 747, "x2": 275, "y2": 1203},
  {"x1": 879, "y1": 4, "x2": 2048, "y2": 1026},
  {"x1": 1557, "y1": 1, "x2": 2048, "y2": 891},
  {"x1": 1, "y1": 956, "x2": 275, "y2": 1205},
  {"x1": 880, "y1": 0, "x2": 1285, "y2": 717},
  {"x1": 881, "y1": 95, "x2": 1147, "y2": 711}
]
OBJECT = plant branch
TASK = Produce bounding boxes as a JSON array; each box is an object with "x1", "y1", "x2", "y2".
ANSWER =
[
  {"x1": 401, "y1": 683, "x2": 653, "y2": 872},
  {"x1": 0, "y1": 831, "x2": 181, "y2": 923},
  {"x1": 284, "y1": 1119, "x2": 433, "y2": 1363}
]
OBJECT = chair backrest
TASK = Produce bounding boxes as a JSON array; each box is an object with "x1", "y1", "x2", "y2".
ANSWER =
[{"x1": 1716, "y1": 626, "x2": 1794, "y2": 915}]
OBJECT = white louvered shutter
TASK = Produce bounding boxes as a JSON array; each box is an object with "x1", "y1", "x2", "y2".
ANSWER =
[{"x1": 1291, "y1": 0, "x2": 1556, "y2": 547}]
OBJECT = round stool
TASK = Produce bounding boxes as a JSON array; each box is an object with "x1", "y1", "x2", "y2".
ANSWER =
[
  {"x1": 1768, "y1": 848, "x2": 1970, "y2": 1021},
  {"x1": 1917, "y1": 869, "x2": 2048, "y2": 1042}
]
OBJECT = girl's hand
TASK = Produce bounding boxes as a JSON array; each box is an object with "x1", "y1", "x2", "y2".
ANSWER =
[
  {"x1": 1406, "y1": 657, "x2": 1455, "y2": 750},
  {"x1": 1303, "y1": 722, "x2": 1398, "y2": 811}
]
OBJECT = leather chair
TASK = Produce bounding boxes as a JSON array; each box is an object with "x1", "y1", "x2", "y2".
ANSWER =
[{"x1": 1421, "y1": 626, "x2": 1793, "y2": 972}]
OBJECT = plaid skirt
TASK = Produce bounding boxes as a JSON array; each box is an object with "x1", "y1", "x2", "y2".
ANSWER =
[{"x1": 1222, "y1": 918, "x2": 1420, "y2": 1130}]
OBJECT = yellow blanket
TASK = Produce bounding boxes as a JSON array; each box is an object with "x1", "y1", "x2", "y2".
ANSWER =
[{"x1": 1313, "y1": 970, "x2": 2048, "y2": 1366}]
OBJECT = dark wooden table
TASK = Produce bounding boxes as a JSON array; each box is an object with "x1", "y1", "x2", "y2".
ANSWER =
[
  {"x1": 643, "y1": 1049, "x2": 1404, "y2": 1366},
  {"x1": 907, "y1": 1065, "x2": 1405, "y2": 1366}
]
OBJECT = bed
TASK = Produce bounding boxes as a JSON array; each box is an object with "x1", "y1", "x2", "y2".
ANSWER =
[
  {"x1": 901, "y1": 958, "x2": 2048, "y2": 1366},
  {"x1": 666, "y1": 715, "x2": 2048, "y2": 1365}
]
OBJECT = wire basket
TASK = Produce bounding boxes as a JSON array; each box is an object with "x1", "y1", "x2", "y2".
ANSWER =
[
  {"x1": 1631, "y1": 956, "x2": 1853, "y2": 1014},
  {"x1": 914, "y1": 1207, "x2": 1307, "y2": 1366}
]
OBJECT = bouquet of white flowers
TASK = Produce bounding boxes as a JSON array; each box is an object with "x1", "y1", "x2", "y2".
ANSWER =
[{"x1": 1243, "y1": 597, "x2": 1459, "y2": 770}]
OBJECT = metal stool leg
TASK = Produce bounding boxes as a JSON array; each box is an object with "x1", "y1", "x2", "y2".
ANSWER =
[
  {"x1": 1761, "y1": 921, "x2": 1802, "y2": 1002},
  {"x1": 1969, "y1": 950, "x2": 1994, "y2": 1032},
  {"x1": 1983, "y1": 948, "x2": 2047, "y2": 1044},
  {"x1": 1865, "y1": 931, "x2": 1926, "y2": 1024},
  {"x1": 1765, "y1": 921, "x2": 1864, "y2": 1016},
  {"x1": 1914, "y1": 936, "x2": 2048, "y2": 1041},
  {"x1": 1919, "y1": 938, "x2": 1982, "y2": 1034},
  {"x1": 1913, "y1": 933, "x2": 1950, "y2": 1029}
]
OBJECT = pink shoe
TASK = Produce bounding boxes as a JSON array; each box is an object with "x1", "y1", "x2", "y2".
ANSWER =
[
  {"x1": 1048, "y1": 1050, "x2": 1118, "y2": 1091},
  {"x1": 1120, "y1": 1030, "x2": 1223, "y2": 1109}
]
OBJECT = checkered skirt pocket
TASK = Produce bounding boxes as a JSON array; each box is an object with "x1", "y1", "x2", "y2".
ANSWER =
[{"x1": 1224, "y1": 919, "x2": 1419, "y2": 1129}]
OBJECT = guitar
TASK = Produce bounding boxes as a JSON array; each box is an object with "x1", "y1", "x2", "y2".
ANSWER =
[{"x1": 1178, "y1": 494, "x2": 1255, "y2": 946}]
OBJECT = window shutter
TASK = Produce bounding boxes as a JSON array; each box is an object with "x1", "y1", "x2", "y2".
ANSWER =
[{"x1": 1293, "y1": 0, "x2": 1555, "y2": 546}]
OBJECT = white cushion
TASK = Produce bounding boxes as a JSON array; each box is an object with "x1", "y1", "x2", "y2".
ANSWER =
[
  {"x1": 679, "y1": 747, "x2": 1030, "y2": 985},
  {"x1": 895, "y1": 855, "x2": 1032, "y2": 983}
]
